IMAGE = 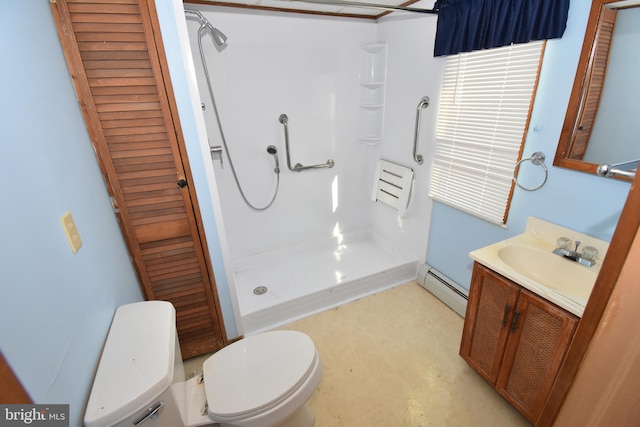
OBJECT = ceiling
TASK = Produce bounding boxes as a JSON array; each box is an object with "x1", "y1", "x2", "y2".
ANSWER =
[{"x1": 185, "y1": 0, "x2": 437, "y2": 20}]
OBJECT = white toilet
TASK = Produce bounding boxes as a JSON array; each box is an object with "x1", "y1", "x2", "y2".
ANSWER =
[{"x1": 84, "y1": 301, "x2": 322, "y2": 427}]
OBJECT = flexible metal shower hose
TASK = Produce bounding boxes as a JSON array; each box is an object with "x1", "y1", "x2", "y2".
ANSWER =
[{"x1": 197, "y1": 24, "x2": 280, "y2": 211}]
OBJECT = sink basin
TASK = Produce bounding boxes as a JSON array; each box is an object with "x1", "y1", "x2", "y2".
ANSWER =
[
  {"x1": 497, "y1": 245, "x2": 596, "y2": 301},
  {"x1": 469, "y1": 217, "x2": 609, "y2": 317}
]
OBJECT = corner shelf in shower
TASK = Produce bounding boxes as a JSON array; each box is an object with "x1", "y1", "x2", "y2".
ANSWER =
[{"x1": 358, "y1": 42, "x2": 387, "y2": 145}]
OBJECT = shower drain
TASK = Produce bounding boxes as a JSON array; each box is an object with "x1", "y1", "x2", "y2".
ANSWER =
[{"x1": 253, "y1": 286, "x2": 268, "y2": 295}]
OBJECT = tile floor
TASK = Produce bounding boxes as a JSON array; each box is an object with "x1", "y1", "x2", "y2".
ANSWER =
[{"x1": 185, "y1": 281, "x2": 531, "y2": 426}]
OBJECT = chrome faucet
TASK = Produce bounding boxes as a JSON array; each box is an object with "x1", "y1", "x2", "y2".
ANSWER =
[{"x1": 552, "y1": 237, "x2": 598, "y2": 267}]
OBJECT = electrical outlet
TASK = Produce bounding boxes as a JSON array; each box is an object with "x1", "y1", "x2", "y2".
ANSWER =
[{"x1": 61, "y1": 212, "x2": 83, "y2": 254}]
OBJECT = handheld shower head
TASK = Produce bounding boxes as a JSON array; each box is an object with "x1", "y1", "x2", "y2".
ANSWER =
[{"x1": 267, "y1": 146, "x2": 280, "y2": 174}]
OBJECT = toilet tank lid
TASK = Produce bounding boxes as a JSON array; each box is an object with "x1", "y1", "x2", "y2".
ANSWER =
[{"x1": 84, "y1": 301, "x2": 177, "y2": 427}]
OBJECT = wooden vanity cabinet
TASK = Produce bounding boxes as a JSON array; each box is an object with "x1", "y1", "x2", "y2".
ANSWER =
[{"x1": 460, "y1": 263, "x2": 578, "y2": 424}]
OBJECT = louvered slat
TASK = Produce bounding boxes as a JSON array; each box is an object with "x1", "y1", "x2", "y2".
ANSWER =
[
  {"x1": 570, "y1": 8, "x2": 616, "y2": 160},
  {"x1": 52, "y1": 0, "x2": 227, "y2": 358}
]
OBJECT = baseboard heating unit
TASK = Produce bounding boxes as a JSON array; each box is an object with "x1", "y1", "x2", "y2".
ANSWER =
[{"x1": 417, "y1": 264, "x2": 468, "y2": 317}]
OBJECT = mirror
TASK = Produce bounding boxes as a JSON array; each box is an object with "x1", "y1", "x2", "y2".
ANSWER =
[{"x1": 554, "y1": 0, "x2": 640, "y2": 178}]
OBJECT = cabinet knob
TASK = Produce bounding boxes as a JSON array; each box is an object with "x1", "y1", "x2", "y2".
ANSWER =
[{"x1": 177, "y1": 179, "x2": 187, "y2": 188}]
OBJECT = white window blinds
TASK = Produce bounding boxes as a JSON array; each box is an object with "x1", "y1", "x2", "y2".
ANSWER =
[{"x1": 429, "y1": 41, "x2": 544, "y2": 225}]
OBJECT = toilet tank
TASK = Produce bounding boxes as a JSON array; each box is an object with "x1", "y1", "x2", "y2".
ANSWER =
[{"x1": 84, "y1": 301, "x2": 186, "y2": 427}]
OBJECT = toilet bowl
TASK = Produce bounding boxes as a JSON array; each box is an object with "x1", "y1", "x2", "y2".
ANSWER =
[
  {"x1": 84, "y1": 301, "x2": 322, "y2": 427},
  {"x1": 204, "y1": 330, "x2": 322, "y2": 427}
]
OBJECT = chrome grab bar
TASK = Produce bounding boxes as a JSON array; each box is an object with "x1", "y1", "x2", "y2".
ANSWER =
[
  {"x1": 597, "y1": 159, "x2": 638, "y2": 179},
  {"x1": 413, "y1": 96, "x2": 430, "y2": 164},
  {"x1": 278, "y1": 114, "x2": 335, "y2": 172}
]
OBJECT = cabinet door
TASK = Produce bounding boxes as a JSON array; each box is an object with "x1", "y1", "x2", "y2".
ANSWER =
[
  {"x1": 51, "y1": 0, "x2": 227, "y2": 358},
  {"x1": 497, "y1": 289, "x2": 578, "y2": 423},
  {"x1": 460, "y1": 264, "x2": 520, "y2": 384}
]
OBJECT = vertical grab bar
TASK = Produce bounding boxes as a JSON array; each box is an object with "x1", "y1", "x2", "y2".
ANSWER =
[
  {"x1": 413, "y1": 96, "x2": 430, "y2": 164},
  {"x1": 279, "y1": 114, "x2": 335, "y2": 172}
]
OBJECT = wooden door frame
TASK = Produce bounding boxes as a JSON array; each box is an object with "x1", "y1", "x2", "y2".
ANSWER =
[
  {"x1": 144, "y1": 0, "x2": 228, "y2": 345},
  {"x1": 0, "y1": 351, "x2": 31, "y2": 404},
  {"x1": 539, "y1": 172, "x2": 640, "y2": 424}
]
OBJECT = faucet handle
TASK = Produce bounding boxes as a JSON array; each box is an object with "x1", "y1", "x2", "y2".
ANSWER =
[
  {"x1": 582, "y1": 246, "x2": 598, "y2": 262},
  {"x1": 557, "y1": 237, "x2": 572, "y2": 249}
]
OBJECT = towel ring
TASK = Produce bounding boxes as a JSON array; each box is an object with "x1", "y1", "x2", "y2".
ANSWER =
[{"x1": 513, "y1": 151, "x2": 548, "y2": 191}]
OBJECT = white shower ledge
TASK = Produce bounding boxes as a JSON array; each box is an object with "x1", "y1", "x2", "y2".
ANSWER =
[{"x1": 469, "y1": 217, "x2": 609, "y2": 317}]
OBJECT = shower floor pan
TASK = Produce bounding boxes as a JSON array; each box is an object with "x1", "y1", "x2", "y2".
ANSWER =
[{"x1": 232, "y1": 229, "x2": 418, "y2": 334}]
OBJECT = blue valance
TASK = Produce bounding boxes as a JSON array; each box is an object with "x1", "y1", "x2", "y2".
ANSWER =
[{"x1": 433, "y1": 0, "x2": 570, "y2": 56}]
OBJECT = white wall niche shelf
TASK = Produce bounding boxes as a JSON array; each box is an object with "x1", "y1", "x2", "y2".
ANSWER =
[{"x1": 358, "y1": 42, "x2": 387, "y2": 145}]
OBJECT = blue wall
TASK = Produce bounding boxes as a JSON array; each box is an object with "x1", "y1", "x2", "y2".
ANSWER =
[
  {"x1": 0, "y1": 2, "x2": 143, "y2": 426},
  {"x1": 1, "y1": 1, "x2": 631, "y2": 426},
  {"x1": 426, "y1": 1, "x2": 632, "y2": 290},
  {"x1": 0, "y1": 2, "x2": 238, "y2": 425}
]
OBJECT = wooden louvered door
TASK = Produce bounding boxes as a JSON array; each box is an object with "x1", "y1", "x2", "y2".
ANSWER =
[{"x1": 51, "y1": 0, "x2": 227, "y2": 358}]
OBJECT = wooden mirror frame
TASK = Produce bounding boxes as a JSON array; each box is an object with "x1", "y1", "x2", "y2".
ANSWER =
[{"x1": 554, "y1": 0, "x2": 622, "y2": 175}]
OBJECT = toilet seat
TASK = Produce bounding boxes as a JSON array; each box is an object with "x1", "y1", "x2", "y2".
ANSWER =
[{"x1": 203, "y1": 330, "x2": 318, "y2": 422}]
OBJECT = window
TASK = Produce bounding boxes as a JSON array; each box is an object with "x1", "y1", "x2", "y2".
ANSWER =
[{"x1": 429, "y1": 41, "x2": 544, "y2": 226}]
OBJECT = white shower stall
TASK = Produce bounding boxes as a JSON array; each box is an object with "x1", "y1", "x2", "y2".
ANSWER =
[{"x1": 184, "y1": 5, "x2": 442, "y2": 334}]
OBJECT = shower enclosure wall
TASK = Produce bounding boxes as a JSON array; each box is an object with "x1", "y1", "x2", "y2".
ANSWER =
[{"x1": 185, "y1": 6, "x2": 439, "y2": 335}]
